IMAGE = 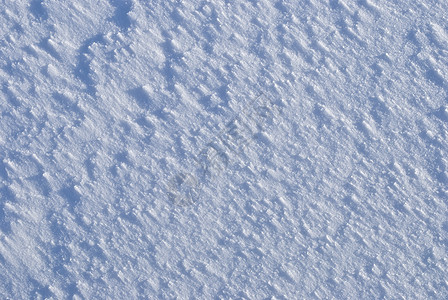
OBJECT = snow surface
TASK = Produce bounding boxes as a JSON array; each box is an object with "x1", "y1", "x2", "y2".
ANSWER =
[{"x1": 1, "y1": 0, "x2": 448, "y2": 298}]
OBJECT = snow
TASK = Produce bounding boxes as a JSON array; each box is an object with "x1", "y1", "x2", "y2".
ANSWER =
[{"x1": 1, "y1": 0, "x2": 448, "y2": 298}]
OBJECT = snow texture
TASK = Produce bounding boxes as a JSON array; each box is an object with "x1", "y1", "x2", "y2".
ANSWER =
[{"x1": 1, "y1": 0, "x2": 448, "y2": 299}]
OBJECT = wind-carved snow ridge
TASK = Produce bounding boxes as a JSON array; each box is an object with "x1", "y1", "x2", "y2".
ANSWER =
[
  {"x1": 75, "y1": 35, "x2": 105, "y2": 95},
  {"x1": 165, "y1": 93, "x2": 283, "y2": 206}
]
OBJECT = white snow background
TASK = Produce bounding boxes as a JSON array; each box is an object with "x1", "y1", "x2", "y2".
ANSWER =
[{"x1": 1, "y1": 0, "x2": 448, "y2": 298}]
